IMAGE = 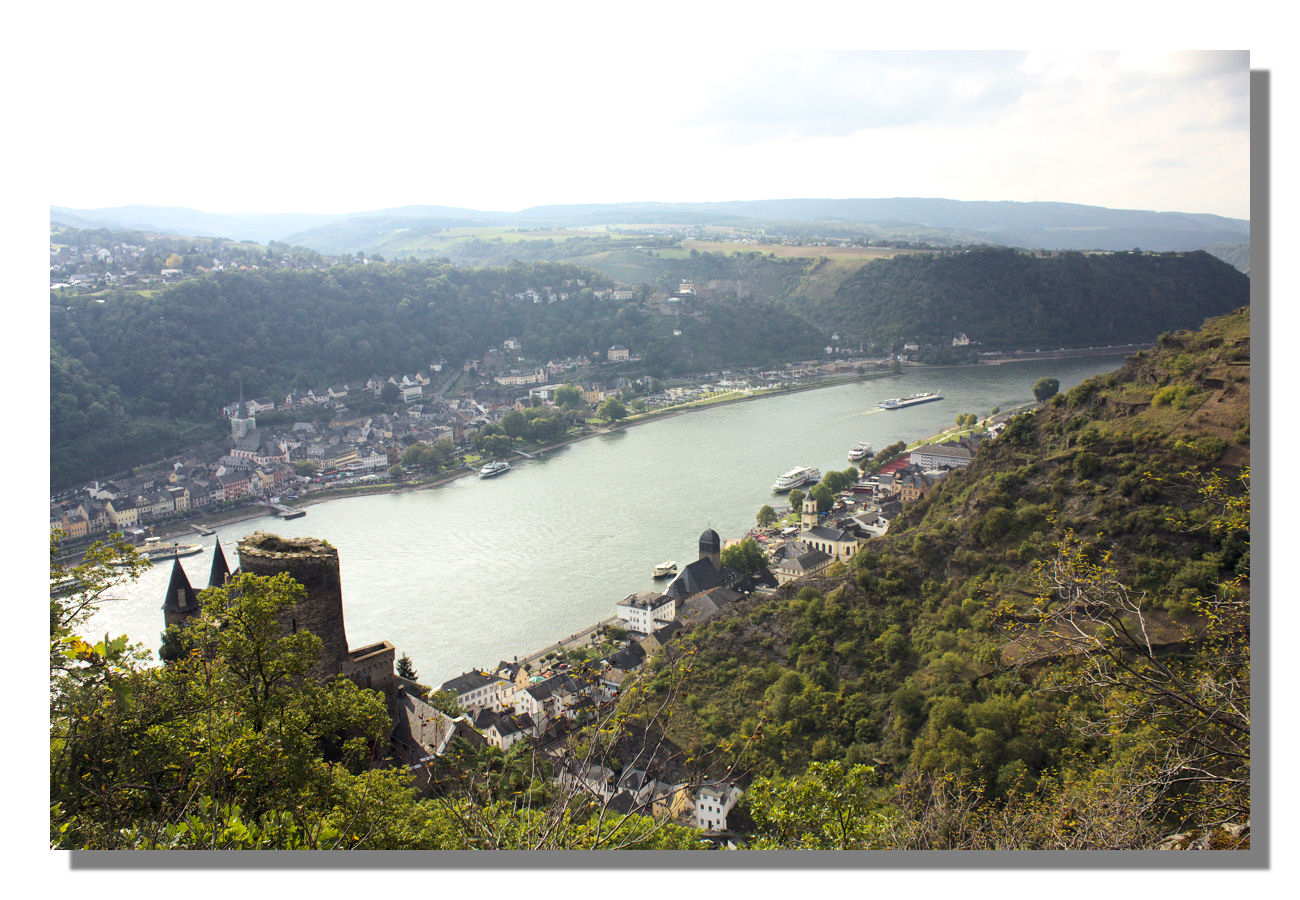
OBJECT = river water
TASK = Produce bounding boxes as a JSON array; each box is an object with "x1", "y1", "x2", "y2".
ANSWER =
[{"x1": 85, "y1": 354, "x2": 1127, "y2": 684}]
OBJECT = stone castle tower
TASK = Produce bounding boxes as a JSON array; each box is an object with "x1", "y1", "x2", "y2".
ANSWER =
[
  {"x1": 236, "y1": 533, "x2": 351, "y2": 681},
  {"x1": 235, "y1": 533, "x2": 396, "y2": 707}
]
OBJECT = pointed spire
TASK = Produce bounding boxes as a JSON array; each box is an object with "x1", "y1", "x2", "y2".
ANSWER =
[
  {"x1": 162, "y1": 557, "x2": 198, "y2": 615},
  {"x1": 208, "y1": 537, "x2": 230, "y2": 588},
  {"x1": 237, "y1": 381, "x2": 247, "y2": 419}
]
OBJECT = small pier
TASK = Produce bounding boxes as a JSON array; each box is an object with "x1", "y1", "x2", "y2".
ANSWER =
[
  {"x1": 192, "y1": 524, "x2": 215, "y2": 536},
  {"x1": 264, "y1": 501, "x2": 306, "y2": 519}
]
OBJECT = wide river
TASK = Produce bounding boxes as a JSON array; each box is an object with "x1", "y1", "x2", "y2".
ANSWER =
[{"x1": 87, "y1": 354, "x2": 1128, "y2": 684}]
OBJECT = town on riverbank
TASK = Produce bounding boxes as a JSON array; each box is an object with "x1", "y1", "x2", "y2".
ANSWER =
[{"x1": 51, "y1": 331, "x2": 1122, "y2": 564}]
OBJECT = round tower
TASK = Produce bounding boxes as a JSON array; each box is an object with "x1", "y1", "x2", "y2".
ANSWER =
[
  {"x1": 699, "y1": 527, "x2": 721, "y2": 570},
  {"x1": 237, "y1": 533, "x2": 349, "y2": 680}
]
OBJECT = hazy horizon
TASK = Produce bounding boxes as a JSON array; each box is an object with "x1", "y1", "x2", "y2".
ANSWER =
[{"x1": 50, "y1": 194, "x2": 1252, "y2": 223}]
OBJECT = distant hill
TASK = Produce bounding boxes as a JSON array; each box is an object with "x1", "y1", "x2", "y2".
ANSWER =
[
  {"x1": 52, "y1": 198, "x2": 1250, "y2": 256},
  {"x1": 799, "y1": 247, "x2": 1250, "y2": 351}
]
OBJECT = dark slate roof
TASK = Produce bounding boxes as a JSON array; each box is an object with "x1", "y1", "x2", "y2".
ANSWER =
[
  {"x1": 806, "y1": 524, "x2": 855, "y2": 542},
  {"x1": 392, "y1": 691, "x2": 457, "y2": 760},
  {"x1": 608, "y1": 642, "x2": 646, "y2": 671},
  {"x1": 664, "y1": 557, "x2": 723, "y2": 600},
  {"x1": 781, "y1": 548, "x2": 833, "y2": 573},
  {"x1": 208, "y1": 537, "x2": 230, "y2": 588},
  {"x1": 699, "y1": 528, "x2": 721, "y2": 554},
  {"x1": 161, "y1": 557, "x2": 199, "y2": 615},
  {"x1": 649, "y1": 620, "x2": 682, "y2": 645},
  {"x1": 441, "y1": 669, "x2": 499, "y2": 695},
  {"x1": 474, "y1": 707, "x2": 531, "y2": 738}
]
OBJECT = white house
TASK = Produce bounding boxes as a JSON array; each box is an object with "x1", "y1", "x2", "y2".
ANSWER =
[
  {"x1": 440, "y1": 670, "x2": 505, "y2": 712},
  {"x1": 693, "y1": 782, "x2": 742, "y2": 832},
  {"x1": 615, "y1": 591, "x2": 676, "y2": 634}
]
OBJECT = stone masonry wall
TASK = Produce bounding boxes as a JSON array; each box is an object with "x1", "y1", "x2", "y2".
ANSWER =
[{"x1": 237, "y1": 533, "x2": 350, "y2": 681}]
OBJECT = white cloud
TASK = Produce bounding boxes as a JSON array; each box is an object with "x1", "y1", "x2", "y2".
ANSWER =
[{"x1": 32, "y1": 8, "x2": 1253, "y2": 218}]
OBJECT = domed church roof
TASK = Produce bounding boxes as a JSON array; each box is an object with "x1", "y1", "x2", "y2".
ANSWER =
[{"x1": 699, "y1": 528, "x2": 721, "y2": 553}]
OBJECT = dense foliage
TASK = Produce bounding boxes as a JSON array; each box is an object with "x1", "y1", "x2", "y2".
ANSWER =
[
  {"x1": 645, "y1": 309, "x2": 1251, "y2": 848},
  {"x1": 49, "y1": 259, "x2": 826, "y2": 486},
  {"x1": 50, "y1": 543, "x2": 708, "y2": 850},
  {"x1": 811, "y1": 248, "x2": 1249, "y2": 351}
]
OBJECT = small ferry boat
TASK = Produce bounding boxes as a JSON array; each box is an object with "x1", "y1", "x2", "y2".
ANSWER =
[
  {"x1": 141, "y1": 538, "x2": 204, "y2": 563},
  {"x1": 848, "y1": 441, "x2": 874, "y2": 462},
  {"x1": 652, "y1": 561, "x2": 678, "y2": 579},
  {"x1": 879, "y1": 392, "x2": 943, "y2": 410},
  {"x1": 479, "y1": 460, "x2": 511, "y2": 478},
  {"x1": 772, "y1": 465, "x2": 821, "y2": 493}
]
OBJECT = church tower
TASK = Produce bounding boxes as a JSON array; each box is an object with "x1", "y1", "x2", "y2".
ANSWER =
[
  {"x1": 699, "y1": 527, "x2": 721, "y2": 570},
  {"x1": 231, "y1": 382, "x2": 255, "y2": 440},
  {"x1": 801, "y1": 494, "x2": 819, "y2": 530}
]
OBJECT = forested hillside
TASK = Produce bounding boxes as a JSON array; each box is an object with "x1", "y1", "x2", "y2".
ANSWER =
[
  {"x1": 802, "y1": 248, "x2": 1249, "y2": 350},
  {"x1": 647, "y1": 309, "x2": 1251, "y2": 848},
  {"x1": 49, "y1": 260, "x2": 826, "y2": 486}
]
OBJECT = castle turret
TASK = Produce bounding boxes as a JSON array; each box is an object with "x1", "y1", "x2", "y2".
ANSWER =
[
  {"x1": 236, "y1": 533, "x2": 350, "y2": 681},
  {"x1": 208, "y1": 536, "x2": 230, "y2": 588},
  {"x1": 162, "y1": 557, "x2": 200, "y2": 629}
]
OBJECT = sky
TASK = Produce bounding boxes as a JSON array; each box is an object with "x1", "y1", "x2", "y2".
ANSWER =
[{"x1": 26, "y1": 4, "x2": 1260, "y2": 221}]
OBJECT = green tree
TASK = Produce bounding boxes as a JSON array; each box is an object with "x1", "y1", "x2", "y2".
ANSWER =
[
  {"x1": 380, "y1": 381, "x2": 401, "y2": 404},
  {"x1": 598, "y1": 397, "x2": 628, "y2": 422},
  {"x1": 810, "y1": 482, "x2": 835, "y2": 513},
  {"x1": 501, "y1": 409, "x2": 528, "y2": 439},
  {"x1": 821, "y1": 467, "x2": 860, "y2": 493},
  {"x1": 1032, "y1": 377, "x2": 1060, "y2": 403},
  {"x1": 746, "y1": 760, "x2": 887, "y2": 849},
  {"x1": 554, "y1": 384, "x2": 583, "y2": 409},
  {"x1": 756, "y1": 505, "x2": 778, "y2": 528},
  {"x1": 720, "y1": 538, "x2": 768, "y2": 576},
  {"x1": 787, "y1": 488, "x2": 805, "y2": 513},
  {"x1": 396, "y1": 652, "x2": 418, "y2": 681}
]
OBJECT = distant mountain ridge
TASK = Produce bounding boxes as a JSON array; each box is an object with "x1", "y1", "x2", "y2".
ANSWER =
[{"x1": 51, "y1": 198, "x2": 1250, "y2": 254}]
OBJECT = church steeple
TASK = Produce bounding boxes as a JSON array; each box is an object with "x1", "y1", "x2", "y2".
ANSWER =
[
  {"x1": 208, "y1": 537, "x2": 231, "y2": 588},
  {"x1": 231, "y1": 382, "x2": 255, "y2": 440}
]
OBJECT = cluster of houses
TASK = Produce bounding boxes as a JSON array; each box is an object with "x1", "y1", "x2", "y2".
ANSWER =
[{"x1": 50, "y1": 233, "x2": 339, "y2": 292}]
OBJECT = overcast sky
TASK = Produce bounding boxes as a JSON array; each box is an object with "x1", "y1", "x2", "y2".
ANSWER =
[{"x1": 30, "y1": 4, "x2": 1260, "y2": 221}]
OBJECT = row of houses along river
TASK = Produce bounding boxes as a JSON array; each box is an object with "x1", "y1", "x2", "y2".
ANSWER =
[{"x1": 88, "y1": 353, "x2": 1129, "y2": 685}]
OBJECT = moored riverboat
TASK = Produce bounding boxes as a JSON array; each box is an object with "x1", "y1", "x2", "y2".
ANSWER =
[
  {"x1": 848, "y1": 441, "x2": 874, "y2": 462},
  {"x1": 652, "y1": 561, "x2": 678, "y2": 579},
  {"x1": 141, "y1": 538, "x2": 204, "y2": 563},
  {"x1": 772, "y1": 465, "x2": 821, "y2": 493}
]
